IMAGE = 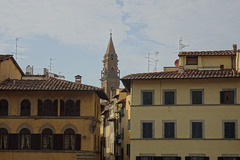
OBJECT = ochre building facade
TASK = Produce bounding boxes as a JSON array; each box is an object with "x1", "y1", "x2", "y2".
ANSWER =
[{"x1": 121, "y1": 44, "x2": 240, "y2": 160}]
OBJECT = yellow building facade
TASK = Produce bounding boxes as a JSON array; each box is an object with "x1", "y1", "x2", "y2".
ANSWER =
[
  {"x1": 0, "y1": 55, "x2": 108, "y2": 160},
  {"x1": 121, "y1": 45, "x2": 240, "y2": 160}
]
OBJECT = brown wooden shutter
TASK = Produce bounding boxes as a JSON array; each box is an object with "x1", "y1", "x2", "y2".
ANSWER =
[
  {"x1": 38, "y1": 100, "x2": 43, "y2": 116},
  {"x1": 53, "y1": 134, "x2": 63, "y2": 150},
  {"x1": 31, "y1": 134, "x2": 41, "y2": 150},
  {"x1": 53, "y1": 100, "x2": 58, "y2": 116},
  {"x1": 60, "y1": 100, "x2": 65, "y2": 116},
  {"x1": 76, "y1": 100, "x2": 80, "y2": 116},
  {"x1": 8, "y1": 134, "x2": 19, "y2": 150},
  {"x1": 75, "y1": 134, "x2": 81, "y2": 150}
]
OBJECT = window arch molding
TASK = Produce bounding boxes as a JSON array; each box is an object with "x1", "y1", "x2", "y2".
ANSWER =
[
  {"x1": 38, "y1": 99, "x2": 58, "y2": 116},
  {"x1": 16, "y1": 123, "x2": 33, "y2": 133},
  {"x1": 0, "y1": 123, "x2": 11, "y2": 133},
  {"x1": 39, "y1": 123, "x2": 56, "y2": 134},
  {"x1": 18, "y1": 96, "x2": 33, "y2": 116},
  {"x1": 61, "y1": 123, "x2": 78, "y2": 134},
  {"x1": 0, "y1": 96, "x2": 11, "y2": 116}
]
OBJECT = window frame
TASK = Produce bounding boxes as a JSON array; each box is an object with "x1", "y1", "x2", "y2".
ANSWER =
[
  {"x1": 163, "y1": 121, "x2": 176, "y2": 139},
  {"x1": 220, "y1": 89, "x2": 236, "y2": 104},
  {"x1": 186, "y1": 56, "x2": 198, "y2": 65},
  {"x1": 191, "y1": 89, "x2": 204, "y2": 105},
  {"x1": 141, "y1": 90, "x2": 154, "y2": 106},
  {"x1": 41, "y1": 128, "x2": 53, "y2": 150},
  {"x1": 223, "y1": 120, "x2": 237, "y2": 139},
  {"x1": 0, "y1": 128, "x2": 8, "y2": 150},
  {"x1": 141, "y1": 120, "x2": 154, "y2": 139},
  {"x1": 20, "y1": 99, "x2": 31, "y2": 116},
  {"x1": 163, "y1": 90, "x2": 176, "y2": 105},
  {"x1": 190, "y1": 120, "x2": 204, "y2": 139}
]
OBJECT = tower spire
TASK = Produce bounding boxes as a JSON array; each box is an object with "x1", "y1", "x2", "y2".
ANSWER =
[{"x1": 100, "y1": 33, "x2": 120, "y2": 99}]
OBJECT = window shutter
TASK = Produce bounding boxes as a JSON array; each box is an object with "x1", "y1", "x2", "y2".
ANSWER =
[
  {"x1": 38, "y1": 100, "x2": 43, "y2": 116},
  {"x1": 31, "y1": 134, "x2": 41, "y2": 150},
  {"x1": 53, "y1": 134, "x2": 63, "y2": 150},
  {"x1": 220, "y1": 91, "x2": 225, "y2": 104},
  {"x1": 53, "y1": 100, "x2": 58, "y2": 116},
  {"x1": 60, "y1": 100, "x2": 65, "y2": 116},
  {"x1": 229, "y1": 91, "x2": 234, "y2": 104},
  {"x1": 8, "y1": 134, "x2": 19, "y2": 150},
  {"x1": 204, "y1": 157, "x2": 209, "y2": 160},
  {"x1": 185, "y1": 157, "x2": 191, "y2": 160},
  {"x1": 136, "y1": 156, "x2": 141, "y2": 160},
  {"x1": 165, "y1": 92, "x2": 174, "y2": 105},
  {"x1": 76, "y1": 100, "x2": 80, "y2": 116},
  {"x1": 75, "y1": 134, "x2": 81, "y2": 150}
]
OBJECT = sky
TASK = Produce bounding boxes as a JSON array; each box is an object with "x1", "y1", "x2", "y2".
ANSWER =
[{"x1": 0, "y1": 0, "x2": 240, "y2": 87}]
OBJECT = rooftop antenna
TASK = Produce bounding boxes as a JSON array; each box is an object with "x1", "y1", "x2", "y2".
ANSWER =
[
  {"x1": 145, "y1": 53, "x2": 154, "y2": 72},
  {"x1": 153, "y1": 51, "x2": 159, "y2": 72},
  {"x1": 15, "y1": 37, "x2": 22, "y2": 61},
  {"x1": 48, "y1": 58, "x2": 55, "y2": 72},
  {"x1": 179, "y1": 37, "x2": 189, "y2": 51}
]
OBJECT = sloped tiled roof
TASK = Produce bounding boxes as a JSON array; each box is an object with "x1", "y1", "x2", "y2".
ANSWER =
[
  {"x1": 121, "y1": 69, "x2": 240, "y2": 90},
  {"x1": 0, "y1": 77, "x2": 108, "y2": 100},
  {"x1": 178, "y1": 50, "x2": 236, "y2": 56},
  {"x1": 0, "y1": 55, "x2": 12, "y2": 61},
  {"x1": 0, "y1": 55, "x2": 24, "y2": 75}
]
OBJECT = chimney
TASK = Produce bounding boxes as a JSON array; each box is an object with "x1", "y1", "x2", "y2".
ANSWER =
[
  {"x1": 75, "y1": 75, "x2": 82, "y2": 83},
  {"x1": 233, "y1": 44, "x2": 237, "y2": 53}
]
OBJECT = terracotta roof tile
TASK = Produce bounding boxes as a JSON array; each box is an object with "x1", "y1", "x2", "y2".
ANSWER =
[
  {"x1": 0, "y1": 77, "x2": 108, "y2": 100},
  {"x1": 121, "y1": 69, "x2": 240, "y2": 90},
  {"x1": 178, "y1": 50, "x2": 235, "y2": 56},
  {"x1": 0, "y1": 55, "x2": 12, "y2": 61}
]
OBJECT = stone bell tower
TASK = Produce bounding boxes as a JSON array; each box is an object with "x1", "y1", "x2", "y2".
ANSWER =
[{"x1": 100, "y1": 33, "x2": 120, "y2": 99}]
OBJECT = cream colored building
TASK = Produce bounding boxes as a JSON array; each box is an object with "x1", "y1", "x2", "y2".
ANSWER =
[
  {"x1": 121, "y1": 44, "x2": 240, "y2": 160},
  {"x1": 0, "y1": 55, "x2": 108, "y2": 160}
]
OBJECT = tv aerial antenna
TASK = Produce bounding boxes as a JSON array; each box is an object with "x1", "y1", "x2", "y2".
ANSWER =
[
  {"x1": 145, "y1": 51, "x2": 159, "y2": 72},
  {"x1": 15, "y1": 37, "x2": 23, "y2": 61},
  {"x1": 179, "y1": 37, "x2": 189, "y2": 51},
  {"x1": 48, "y1": 58, "x2": 55, "y2": 72}
]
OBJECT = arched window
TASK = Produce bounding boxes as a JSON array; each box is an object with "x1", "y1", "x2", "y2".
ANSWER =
[
  {"x1": 38, "y1": 99, "x2": 58, "y2": 116},
  {"x1": 66, "y1": 100, "x2": 75, "y2": 116},
  {"x1": 19, "y1": 128, "x2": 30, "y2": 150},
  {"x1": 0, "y1": 128, "x2": 8, "y2": 149},
  {"x1": 20, "y1": 99, "x2": 31, "y2": 116},
  {"x1": 64, "y1": 129, "x2": 75, "y2": 150},
  {"x1": 60, "y1": 99, "x2": 80, "y2": 116},
  {"x1": 0, "y1": 99, "x2": 8, "y2": 116},
  {"x1": 42, "y1": 128, "x2": 53, "y2": 150}
]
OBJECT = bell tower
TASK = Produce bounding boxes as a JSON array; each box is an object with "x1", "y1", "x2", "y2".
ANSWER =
[{"x1": 100, "y1": 33, "x2": 120, "y2": 99}]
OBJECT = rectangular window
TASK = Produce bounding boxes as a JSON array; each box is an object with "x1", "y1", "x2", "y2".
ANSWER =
[
  {"x1": 127, "y1": 144, "x2": 130, "y2": 156},
  {"x1": 185, "y1": 156, "x2": 209, "y2": 160},
  {"x1": 220, "y1": 90, "x2": 235, "y2": 104},
  {"x1": 191, "y1": 122, "x2": 203, "y2": 138},
  {"x1": 142, "y1": 91, "x2": 153, "y2": 105},
  {"x1": 164, "y1": 122, "x2": 175, "y2": 138},
  {"x1": 142, "y1": 122, "x2": 153, "y2": 138},
  {"x1": 191, "y1": 90, "x2": 203, "y2": 104},
  {"x1": 224, "y1": 122, "x2": 236, "y2": 139},
  {"x1": 128, "y1": 119, "x2": 130, "y2": 130},
  {"x1": 164, "y1": 91, "x2": 175, "y2": 105},
  {"x1": 218, "y1": 157, "x2": 240, "y2": 160},
  {"x1": 186, "y1": 57, "x2": 198, "y2": 65}
]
